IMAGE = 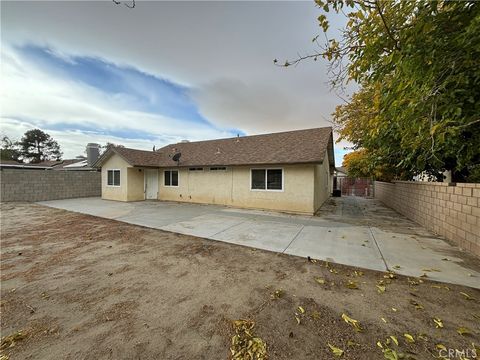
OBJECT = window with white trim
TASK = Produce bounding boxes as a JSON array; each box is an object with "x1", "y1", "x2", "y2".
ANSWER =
[
  {"x1": 164, "y1": 170, "x2": 179, "y2": 186},
  {"x1": 251, "y1": 169, "x2": 283, "y2": 191},
  {"x1": 107, "y1": 170, "x2": 121, "y2": 186},
  {"x1": 210, "y1": 167, "x2": 227, "y2": 171},
  {"x1": 188, "y1": 167, "x2": 203, "y2": 171}
]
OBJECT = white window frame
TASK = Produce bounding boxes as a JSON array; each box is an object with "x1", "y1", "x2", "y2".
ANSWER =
[
  {"x1": 106, "y1": 169, "x2": 121, "y2": 187},
  {"x1": 250, "y1": 168, "x2": 284, "y2": 192},
  {"x1": 164, "y1": 169, "x2": 179, "y2": 187}
]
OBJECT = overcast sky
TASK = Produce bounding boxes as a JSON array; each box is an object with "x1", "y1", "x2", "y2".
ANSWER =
[{"x1": 1, "y1": 0, "x2": 351, "y2": 164}]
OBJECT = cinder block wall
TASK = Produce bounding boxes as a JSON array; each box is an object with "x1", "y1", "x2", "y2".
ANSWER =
[
  {"x1": 0, "y1": 169, "x2": 101, "y2": 202},
  {"x1": 375, "y1": 181, "x2": 480, "y2": 257}
]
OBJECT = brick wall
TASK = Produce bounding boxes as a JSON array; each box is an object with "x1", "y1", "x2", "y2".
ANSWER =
[
  {"x1": 375, "y1": 181, "x2": 480, "y2": 257},
  {"x1": 0, "y1": 169, "x2": 101, "y2": 202}
]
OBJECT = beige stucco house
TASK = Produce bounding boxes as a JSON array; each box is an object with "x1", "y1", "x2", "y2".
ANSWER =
[{"x1": 94, "y1": 127, "x2": 335, "y2": 214}]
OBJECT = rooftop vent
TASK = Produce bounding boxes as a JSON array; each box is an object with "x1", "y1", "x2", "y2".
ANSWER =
[{"x1": 180, "y1": 140, "x2": 190, "y2": 143}]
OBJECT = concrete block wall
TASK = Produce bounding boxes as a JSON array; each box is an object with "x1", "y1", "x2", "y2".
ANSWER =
[
  {"x1": 375, "y1": 181, "x2": 480, "y2": 257},
  {"x1": 0, "y1": 169, "x2": 101, "y2": 202}
]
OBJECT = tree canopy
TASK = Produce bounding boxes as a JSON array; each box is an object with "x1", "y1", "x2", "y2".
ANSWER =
[
  {"x1": 17, "y1": 129, "x2": 62, "y2": 163},
  {"x1": 280, "y1": 0, "x2": 480, "y2": 182},
  {"x1": 0, "y1": 135, "x2": 21, "y2": 162}
]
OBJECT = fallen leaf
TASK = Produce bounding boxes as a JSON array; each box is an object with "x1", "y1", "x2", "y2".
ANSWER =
[
  {"x1": 311, "y1": 311, "x2": 321, "y2": 320},
  {"x1": 418, "y1": 333, "x2": 428, "y2": 341},
  {"x1": 381, "y1": 317, "x2": 387, "y2": 323},
  {"x1": 346, "y1": 280, "x2": 359, "y2": 289},
  {"x1": 382, "y1": 348, "x2": 399, "y2": 360},
  {"x1": 271, "y1": 289, "x2": 284, "y2": 299},
  {"x1": 297, "y1": 306, "x2": 305, "y2": 314},
  {"x1": 341, "y1": 313, "x2": 363, "y2": 332},
  {"x1": 403, "y1": 333, "x2": 415, "y2": 343},
  {"x1": 457, "y1": 327, "x2": 472, "y2": 336},
  {"x1": 389, "y1": 336, "x2": 399, "y2": 346},
  {"x1": 433, "y1": 318, "x2": 444, "y2": 328},
  {"x1": 393, "y1": 265, "x2": 401, "y2": 270},
  {"x1": 409, "y1": 300, "x2": 424, "y2": 310},
  {"x1": 327, "y1": 343, "x2": 344, "y2": 357},
  {"x1": 346, "y1": 340, "x2": 358, "y2": 347},
  {"x1": 420, "y1": 273, "x2": 428, "y2": 278},
  {"x1": 314, "y1": 277, "x2": 325, "y2": 285},
  {"x1": 460, "y1": 292, "x2": 475, "y2": 301},
  {"x1": 391, "y1": 308, "x2": 398, "y2": 312},
  {"x1": 0, "y1": 330, "x2": 27, "y2": 351},
  {"x1": 295, "y1": 316, "x2": 301, "y2": 325},
  {"x1": 384, "y1": 272, "x2": 397, "y2": 279},
  {"x1": 230, "y1": 320, "x2": 267, "y2": 360},
  {"x1": 436, "y1": 344, "x2": 447, "y2": 351},
  {"x1": 376, "y1": 285, "x2": 386, "y2": 293}
]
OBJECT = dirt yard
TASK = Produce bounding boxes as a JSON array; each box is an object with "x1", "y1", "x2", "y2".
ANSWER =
[{"x1": 1, "y1": 203, "x2": 479, "y2": 360}]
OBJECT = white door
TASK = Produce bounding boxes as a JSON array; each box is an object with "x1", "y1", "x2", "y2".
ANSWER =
[{"x1": 145, "y1": 169, "x2": 158, "y2": 200}]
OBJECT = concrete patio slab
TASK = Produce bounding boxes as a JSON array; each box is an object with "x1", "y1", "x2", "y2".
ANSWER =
[
  {"x1": 37, "y1": 196, "x2": 480, "y2": 288},
  {"x1": 211, "y1": 219, "x2": 303, "y2": 252},
  {"x1": 161, "y1": 214, "x2": 247, "y2": 238},
  {"x1": 284, "y1": 225, "x2": 386, "y2": 271}
]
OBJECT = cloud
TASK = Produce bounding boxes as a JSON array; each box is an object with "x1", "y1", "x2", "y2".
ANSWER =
[
  {"x1": 0, "y1": 45, "x2": 238, "y2": 158},
  {"x1": 1, "y1": 1, "x2": 354, "y2": 161}
]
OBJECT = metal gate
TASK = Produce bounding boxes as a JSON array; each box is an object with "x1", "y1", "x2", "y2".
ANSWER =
[{"x1": 338, "y1": 177, "x2": 374, "y2": 197}]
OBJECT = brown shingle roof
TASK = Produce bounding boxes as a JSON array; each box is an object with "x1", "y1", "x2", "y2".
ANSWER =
[
  {"x1": 94, "y1": 147, "x2": 166, "y2": 168},
  {"x1": 95, "y1": 127, "x2": 333, "y2": 168}
]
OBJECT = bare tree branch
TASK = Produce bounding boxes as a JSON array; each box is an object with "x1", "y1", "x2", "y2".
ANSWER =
[
  {"x1": 112, "y1": 0, "x2": 135, "y2": 9},
  {"x1": 374, "y1": 0, "x2": 400, "y2": 50}
]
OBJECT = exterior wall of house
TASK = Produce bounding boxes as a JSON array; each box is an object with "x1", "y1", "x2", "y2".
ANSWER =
[
  {"x1": 101, "y1": 155, "x2": 131, "y2": 201},
  {"x1": 313, "y1": 152, "x2": 331, "y2": 212},
  {"x1": 100, "y1": 153, "x2": 333, "y2": 214},
  {"x1": 158, "y1": 164, "x2": 317, "y2": 214},
  {"x1": 127, "y1": 168, "x2": 146, "y2": 201}
]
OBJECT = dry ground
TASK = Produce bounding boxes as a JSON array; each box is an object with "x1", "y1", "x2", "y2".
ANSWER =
[{"x1": 1, "y1": 203, "x2": 479, "y2": 360}]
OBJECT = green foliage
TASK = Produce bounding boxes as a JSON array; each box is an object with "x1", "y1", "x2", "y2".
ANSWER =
[
  {"x1": 342, "y1": 149, "x2": 394, "y2": 181},
  {"x1": 17, "y1": 129, "x2": 62, "y2": 163},
  {"x1": 0, "y1": 135, "x2": 21, "y2": 162},
  {"x1": 287, "y1": 1, "x2": 480, "y2": 182}
]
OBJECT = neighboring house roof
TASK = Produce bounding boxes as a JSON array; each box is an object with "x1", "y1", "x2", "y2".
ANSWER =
[
  {"x1": 0, "y1": 159, "x2": 52, "y2": 169},
  {"x1": 0, "y1": 158, "x2": 97, "y2": 171},
  {"x1": 335, "y1": 166, "x2": 347, "y2": 176},
  {"x1": 94, "y1": 127, "x2": 335, "y2": 169},
  {"x1": 51, "y1": 158, "x2": 96, "y2": 171}
]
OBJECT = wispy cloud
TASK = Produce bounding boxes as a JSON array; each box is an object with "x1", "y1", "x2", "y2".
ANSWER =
[
  {"x1": 1, "y1": 1, "x2": 353, "y2": 164},
  {"x1": 1, "y1": 44, "x2": 240, "y2": 157}
]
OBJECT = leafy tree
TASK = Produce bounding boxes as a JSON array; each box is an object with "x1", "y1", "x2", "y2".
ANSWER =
[
  {"x1": 279, "y1": 0, "x2": 480, "y2": 182},
  {"x1": 0, "y1": 135, "x2": 21, "y2": 162},
  {"x1": 17, "y1": 129, "x2": 62, "y2": 163},
  {"x1": 100, "y1": 142, "x2": 124, "y2": 154},
  {"x1": 342, "y1": 149, "x2": 394, "y2": 181}
]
